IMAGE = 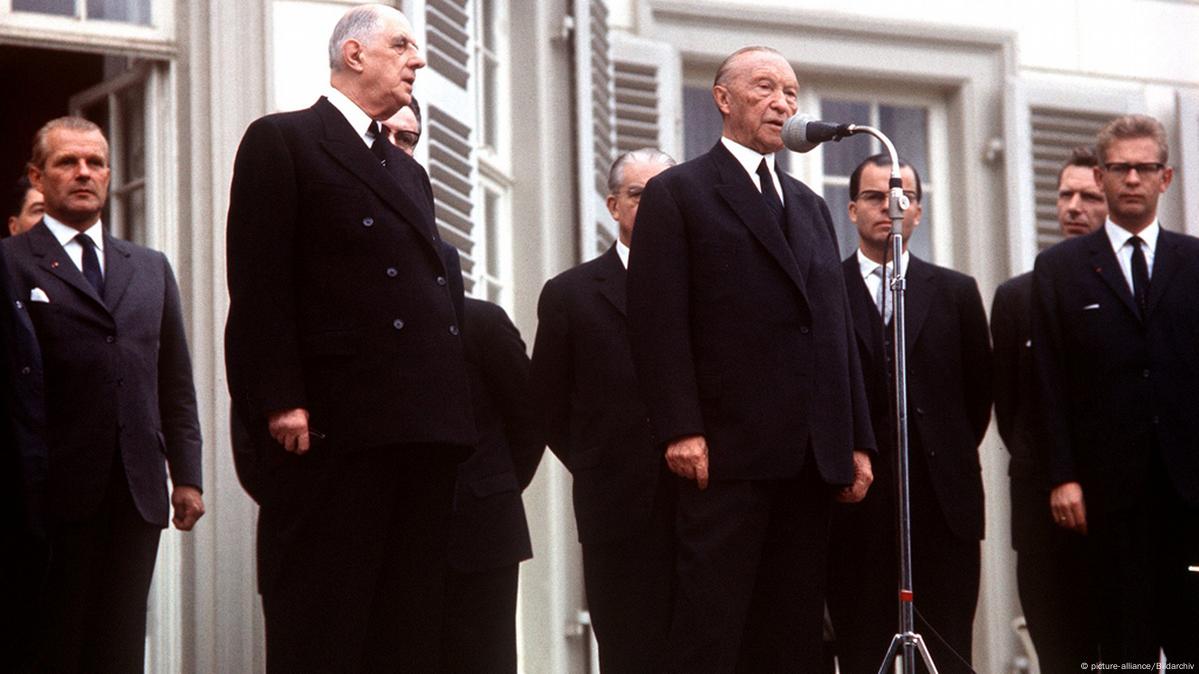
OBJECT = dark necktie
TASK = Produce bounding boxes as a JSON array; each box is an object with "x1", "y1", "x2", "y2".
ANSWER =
[
  {"x1": 367, "y1": 121, "x2": 389, "y2": 167},
  {"x1": 756, "y1": 158, "x2": 786, "y2": 232},
  {"x1": 1130, "y1": 235, "x2": 1150, "y2": 317},
  {"x1": 76, "y1": 233, "x2": 105, "y2": 297}
]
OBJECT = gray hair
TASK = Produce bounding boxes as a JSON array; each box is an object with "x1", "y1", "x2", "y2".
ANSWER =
[
  {"x1": 328, "y1": 5, "x2": 386, "y2": 71},
  {"x1": 607, "y1": 148, "x2": 676, "y2": 194},
  {"x1": 30, "y1": 116, "x2": 105, "y2": 169},
  {"x1": 1096, "y1": 114, "x2": 1169, "y2": 164}
]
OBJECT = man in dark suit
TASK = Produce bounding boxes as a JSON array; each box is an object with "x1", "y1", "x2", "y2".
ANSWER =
[
  {"x1": 1, "y1": 116, "x2": 203, "y2": 672},
  {"x1": 441, "y1": 296, "x2": 542, "y2": 674},
  {"x1": 6, "y1": 175, "x2": 44, "y2": 237},
  {"x1": 224, "y1": 6, "x2": 475, "y2": 671},
  {"x1": 992, "y1": 147, "x2": 1106, "y2": 670},
  {"x1": 1, "y1": 226, "x2": 48, "y2": 672},
  {"x1": 1033, "y1": 114, "x2": 1199, "y2": 666},
  {"x1": 827, "y1": 154, "x2": 992, "y2": 674},
  {"x1": 626, "y1": 47, "x2": 875, "y2": 673},
  {"x1": 382, "y1": 99, "x2": 544, "y2": 674},
  {"x1": 531, "y1": 147, "x2": 677, "y2": 672}
]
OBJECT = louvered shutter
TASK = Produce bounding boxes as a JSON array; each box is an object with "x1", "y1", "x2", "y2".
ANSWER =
[
  {"x1": 417, "y1": 0, "x2": 479, "y2": 294},
  {"x1": 573, "y1": 0, "x2": 615, "y2": 260},
  {"x1": 1178, "y1": 91, "x2": 1199, "y2": 234},
  {"x1": 611, "y1": 33, "x2": 682, "y2": 160},
  {"x1": 1003, "y1": 78, "x2": 1145, "y2": 272},
  {"x1": 1029, "y1": 108, "x2": 1111, "y2": 251}
]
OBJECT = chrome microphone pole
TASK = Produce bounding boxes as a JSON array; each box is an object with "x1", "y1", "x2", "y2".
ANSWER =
[{"x1": 781, "y1": 114, "x2": 938, "y2": 673}]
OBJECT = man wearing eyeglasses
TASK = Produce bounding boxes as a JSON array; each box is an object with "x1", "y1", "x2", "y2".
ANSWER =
[
  {"x1": 382, "y1": 96, "x2": 421, "y2": 156},
  {"x1": 1032, "y1": 114, "x2": 1199, "y2": 666},
  {"x1": 992, "y1": 147, "x2": 1106, "y2": 671},
  {"x1": 826, "y1": 154, "x2": 992, "y2": 674}
]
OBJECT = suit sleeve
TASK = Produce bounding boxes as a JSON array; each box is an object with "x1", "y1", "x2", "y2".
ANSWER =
[
  {"x1": 157, "y1": 252, "x2": 203, "y2": 490},
  {"x1": 990, "y1": 282, "x2": 1019, "y2": 450},
  {"x1": 959, "y1": 276, "x2": 993, "y2": 446},
  {"x1": 626, "y1": 176, "x2": 705, "y2": 444},
  {"x1": 529, "y1": 276, "x2": 574, "y2": 467},
  {"x1": 1030, "y1": 256, "x2": 1075, "y2": 486},
  {"x1": 224, "y1": 118, "x2": 306, "y2": 419},
  {"x1": 479, "y1": 305, "x2": 544, "y2": 490},
  {"x1": 822, "y1": 197, "x2": 876, "y2": 454}
]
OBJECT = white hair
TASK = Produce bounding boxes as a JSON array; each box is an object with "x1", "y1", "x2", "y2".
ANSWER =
[
  {"x1": 607, "y1": 148, "x2": 677, "y2": 194},
  {"x1": 328, "y1": 4, "x2": 388, "y2": 70}
]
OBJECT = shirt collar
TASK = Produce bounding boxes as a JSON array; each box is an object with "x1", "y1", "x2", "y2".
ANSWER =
[
  {"x1": 326, "y1": 86, "x2": 377, "y2": 147},
  {"x1": 615, "y1": 240, "x2": 630, "y2": 269},
  {"x1": 857, "y1": 248, "x2": 908, "y2": 280},
  {"x1": 721, "y1": 136, "x2": 776, "y2": 179},
  {"x1": 44, "y1": 214, "x2": 104, "y2": 252},
  {"x1": 1105, "y1": 218, "x2": 1159, "y2": 255}
]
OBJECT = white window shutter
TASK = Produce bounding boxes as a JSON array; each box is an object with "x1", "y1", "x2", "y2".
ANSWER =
[
  {"x1": 1003, "y1": 76, "x2": 1146, "y2": 273},
  {"x1": 573, "y1": 0, "x2": 616, "y2": 261},
  {"x1": 611, "y1": 33, "x2": 682, "y2": 161},
  {"x1": 414, "y1": 0, "x2": 480, "y2": 294},
  {"x1": 1177, "y1": 91, "x2": 1199, "y2": 236}
]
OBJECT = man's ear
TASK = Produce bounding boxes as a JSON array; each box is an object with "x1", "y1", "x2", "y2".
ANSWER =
[
  {"x1": 341, "y1": 39, "x2": 366, "y2": 73},
  {"x1": 606, "y1": 193, "x2": 619, "y2": 220},
  {"x1": 712, "y1": 85, "x2": 732, "y2": 117},
  {"x1": 27, "y1": 165, "x2": 44, "y2": 194}
]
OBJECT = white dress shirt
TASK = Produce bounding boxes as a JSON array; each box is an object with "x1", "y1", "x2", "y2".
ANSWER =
[
  {"x1": 325, "y1": 87, "x2": 377, "y2": 148},
  {"x1": 616, "y1": 240, "x2": 630, "y2": 269},
  {"x1": 857, "y1": 248, "x2": 909, "y2": 324},
  {"x1": 1105, "y1": 218, "x2": 1158, "y2": 293},
  {"x1": 44, "y1": 215, "x2": 105, "y2": 276},
  {"x1": 720, "y1": 136, "x2": 785, "y2": 207}
]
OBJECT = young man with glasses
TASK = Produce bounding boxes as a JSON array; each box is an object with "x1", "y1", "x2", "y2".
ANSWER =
[
  {"x1": 1032, "y1": 114, "x2": 1198, "y2": 666},
  {"x1": 827, "y1": 153, "x2": 992, "y2": 674}
]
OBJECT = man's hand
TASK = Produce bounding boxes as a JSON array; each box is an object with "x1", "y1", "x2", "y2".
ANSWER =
[
  {"x1": 666, "y1": 434, "x2": 709, "y2": 490},
  {"x1": 171, "y1": 485, "x2": 205, "y2": 531},
  {"x1": 836, "y1": 450, "x2": 874, "y2": 503},
  {"x1": 268, "y1": 407, "x2": 311, "y2": 455},
  {"x1": 1050, "y1": 481, "x2": 1087, "y2": 534}
]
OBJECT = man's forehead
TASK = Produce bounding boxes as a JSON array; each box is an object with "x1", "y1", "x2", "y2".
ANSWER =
[
  {"x1": 47, "y1": 128, "x2": 108, "y2": 152},
  {"x1": 731, "y1": 52, "x2": 795, "y2": 79},
  {"x1": 1104, "y1": 136, "x2": 1160, "y2": 160},
  {"x1": 1059, "y1": 165, "x2": 1100, "y2": 191}
]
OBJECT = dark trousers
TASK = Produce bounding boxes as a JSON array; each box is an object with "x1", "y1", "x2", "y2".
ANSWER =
[
  {"x1": 1088, "y1": 451, "x2": 1199, "y2": 666},
  {"x1": 440, "y1": 564, "x2": 519, "y2": 674},
  {"x1": 1012, "y1": 478, "x2": 1097, "y2": 671},
  {"x1": 828, "y1": 450, "x2": 979, "y2": 674},
  {"x1": 581, "y1": 468, "x2": 675, "y2": 674},
  {"x1": 37, "y1": 457, "x2": 162, "y2": 674},
  {"x1": 666, "y1": 460, "x2": 831, "y2": 674},
  {"x1": 260, "y1": 443, "x2": 461, "y2": 673}
]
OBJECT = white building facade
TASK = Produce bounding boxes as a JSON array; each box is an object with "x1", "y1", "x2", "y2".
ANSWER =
[{"x1": 2, "y1": 0, "x2": 1197, "y2": 671}]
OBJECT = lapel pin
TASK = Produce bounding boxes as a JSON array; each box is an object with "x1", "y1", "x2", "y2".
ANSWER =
[
  {"x1": 50, "y1": 260, "x2": 59, "y2": 268},
  {"x1": 1094, "y1": 266, "x2": 1102, "y2": 273}
]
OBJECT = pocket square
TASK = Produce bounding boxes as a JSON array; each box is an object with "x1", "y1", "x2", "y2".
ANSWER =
[
  {"x1": 1082, "y1": 303, "x2": 1100, "y2": 310},
  {"x1": 29, "y1": 287, "x2": 49, "y2": 303}
]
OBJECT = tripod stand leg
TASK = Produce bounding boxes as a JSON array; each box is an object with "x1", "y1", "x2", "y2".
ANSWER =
[
  {"x1": 875, "y1": 634, "x2": 904, "y2": 674},
  {"x1": 912, "y1": 634, "x2": 940, "y2": 674}
]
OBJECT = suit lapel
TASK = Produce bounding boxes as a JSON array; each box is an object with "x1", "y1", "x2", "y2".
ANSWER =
[
  {"x1": 314, "y1": 98, "x2": 438, "y2": 249},
  {"x1": 102, "y1": 234, "x2": 135, "y2": 311},
  {"x1": 594, "y1": 246, "x2": 627, "y2": 316},
  {"x1": 779, "y1": 175, "x2": 815, "y2": 280},
  {"x1": 842, "y1": 257, "x2": 879, "y2": 361},
  {"x1": 27, "y1": 222, "x2": 109, "y2": 315},
  {"x1": 1146, "y1": 228, "x2": 1180, "y2": 318},
  {"x1": 709, "y1": 144, "x2": 808, "y2": 304},
  {"x1": 903, "y1": 256, "x2": 935, "y2": 357},
  {"x1": 1086, "y1": 231, "x2": 1140, "y2": 321}
]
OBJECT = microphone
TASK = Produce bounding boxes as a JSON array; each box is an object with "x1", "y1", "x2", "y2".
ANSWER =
[{"x1": 781, "y1": 114, "x2": 856, "y2": 153}]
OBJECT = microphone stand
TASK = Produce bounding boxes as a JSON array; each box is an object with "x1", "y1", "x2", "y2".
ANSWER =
[{"x1": 831, "y1": 125, "x2": 940, "y2": 674}]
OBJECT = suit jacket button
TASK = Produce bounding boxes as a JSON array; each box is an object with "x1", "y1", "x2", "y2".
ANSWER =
[
  {"x1": 386, "y1": 267, "x2": 398, "y2": 278},
  {"x1": 20, "y1": 366, "x2": 31, "y2": 375},
  {"x1": 106, "y1": 335, "x2": 116, "y2": 344},
  {"x1": 362, "y1": 217, "x2": 374, "y2": 227},
  {"x1": 436, "y1": 276, "x2": 447, "y2": 286},
  {"x1": 14, "y1": 300, "x2": 22, "y2": 309},
  {"x1": 449, "y1": 325, "x2": 460, "y2": 336},
  {"x1": 1142, "y1": 369, "x2": 1150, "y2": 379},
  {"x1": 915, "y1": 407, "x2": 925, "y2": 416},
  {"x1": 393, "y1": 319, "x2": 405, "y2": 330},
  {"x1": 800, "y1": 326, "x2": 810, "y2": 334}
]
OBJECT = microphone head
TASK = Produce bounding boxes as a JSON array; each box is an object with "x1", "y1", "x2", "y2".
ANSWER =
[{"x1": 782, "y1": 113, "x2": 820, "y2": 153}]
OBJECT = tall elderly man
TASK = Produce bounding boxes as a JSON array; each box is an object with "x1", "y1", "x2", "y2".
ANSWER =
[
  {"x1": 224, "y1": 5, "x2": 475, "y2": 671},
  {"x1": 626, "y1": 47, "x2": 874, "y2": 672},
  {"x1": 532, "y1": 147, "x2": 677, "y2": 672},
  {"x1": 992, "y1": 146, "x2": 1106, "y2": 670},
  {"x1": 1, "y1": 116, "x2": 203, "y2": 672},
  {"x1": 1033, "y1": 114, "x2": 1199, "y2": 665}
]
